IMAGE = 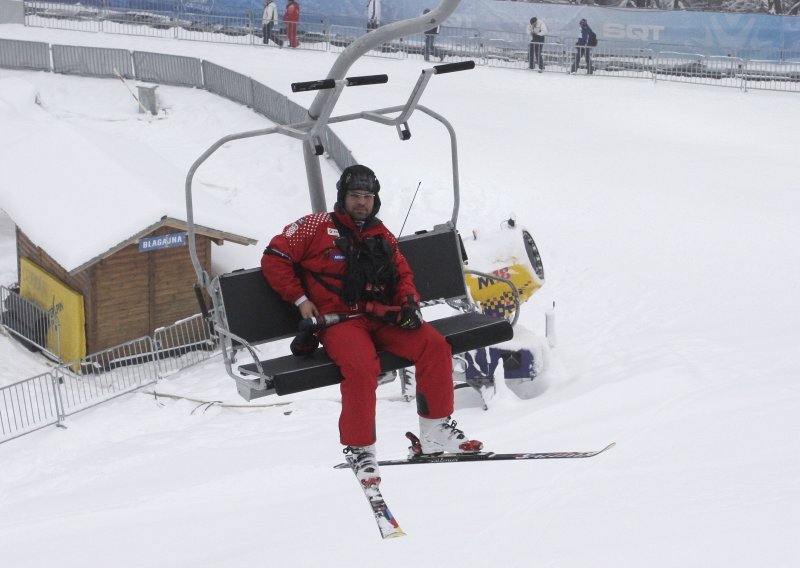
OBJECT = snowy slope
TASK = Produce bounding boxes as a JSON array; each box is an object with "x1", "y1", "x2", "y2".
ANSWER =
[{"x1": 1, "y1": 23, "x2": 800, "y2": 568}]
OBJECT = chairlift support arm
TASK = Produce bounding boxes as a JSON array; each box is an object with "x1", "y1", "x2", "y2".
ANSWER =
[{"x1": 303, "y1": 0, "x2": 463, "y2": 211}]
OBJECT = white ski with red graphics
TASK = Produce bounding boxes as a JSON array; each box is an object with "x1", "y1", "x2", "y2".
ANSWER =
[
  {"x1": 343, "y1": 454, "x2": 406, "y2": 539},
  {"x1": 334, "y1": 434, "x2": 615, "y2": 470}
]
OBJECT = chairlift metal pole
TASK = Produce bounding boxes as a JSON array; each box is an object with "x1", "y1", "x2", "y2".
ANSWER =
[{"x1": 303, "y1": 0, "x2": 463, "y2": 212}]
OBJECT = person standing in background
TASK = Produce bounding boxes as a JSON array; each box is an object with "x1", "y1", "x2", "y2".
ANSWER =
[
  {"x1": 527, "y1": 16, "x2": 548, "y2": 72},
  {"x1": 262, "y1": 0, "x2": 283, "y2": 47},
  {"x1": 571, "y1": 18, "x2": 594, "y2": 75},
  {"x1": 284, "y1": 0, "x2": 300, "y2": 48}
]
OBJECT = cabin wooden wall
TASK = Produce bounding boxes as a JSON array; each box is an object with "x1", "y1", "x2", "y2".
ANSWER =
[
  {"x1": 91, "y1": 226, "x2": 211, "y2": 352},
  {"x1": 91, "y1": 241, "x2": 149, "y2": 352},
  {"x1": 16, "y1": 226, "x2": 213, "y2": 355}
]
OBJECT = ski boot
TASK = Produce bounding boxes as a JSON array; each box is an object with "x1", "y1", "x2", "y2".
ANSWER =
[
  {"x1": 408, "y1": 416, "x2": 483, "y2": 457},
  {"x1": 344, "y1": 445, "x2": 381, "y2": 488}
]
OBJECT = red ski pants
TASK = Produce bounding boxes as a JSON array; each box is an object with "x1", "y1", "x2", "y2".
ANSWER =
[
  {"x1": 286, "y1": 22, "x2": 298, "y2": 47},
  {"x1": 319, "y1": 317, "x2": 454, "y2": 447}
]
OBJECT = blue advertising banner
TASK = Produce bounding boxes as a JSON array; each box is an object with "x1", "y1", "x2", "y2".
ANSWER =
[
  {"x1": 139, "y1": 232, "x2": 188, "y2": 252},
  {"x1": 299, "y1": 0, "x2": 800, "y2": 52},
  {"x1": 48, "y1": 0, "x2": 800, "y2": 52}
]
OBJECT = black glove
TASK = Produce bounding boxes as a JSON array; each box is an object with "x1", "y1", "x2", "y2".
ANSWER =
[
  {"x1": 398, "y1": 296, "x2": 423, "y2": 330},
  {"x1": 290, "y1": 331, "x2": 319, "y2": 356}
]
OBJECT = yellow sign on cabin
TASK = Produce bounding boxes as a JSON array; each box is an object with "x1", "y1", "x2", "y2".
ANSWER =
[{"x1": 19, "y1": 258, "x2": 86, "y2": 363}]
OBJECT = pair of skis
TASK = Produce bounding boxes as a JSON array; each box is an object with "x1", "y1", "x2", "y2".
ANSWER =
[{"x1": 337, "y1": 434, "x2": 615, "y2": 539}]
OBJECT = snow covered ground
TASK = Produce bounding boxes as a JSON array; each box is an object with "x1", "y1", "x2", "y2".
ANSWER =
[{"x1": 1, "y1": 23, "x2": 800, "y2": 567}]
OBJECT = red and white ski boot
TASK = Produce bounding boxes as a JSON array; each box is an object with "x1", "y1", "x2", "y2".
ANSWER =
[{"x1": 410, "y1": 416, "x2": 483, "y2": 456}]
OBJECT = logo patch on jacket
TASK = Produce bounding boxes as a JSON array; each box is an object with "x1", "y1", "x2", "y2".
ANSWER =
[
  {"x1": 332, "y1": 252, "x2": 346, "y2": 261},
  {"x1": 327, "y1": 228, "x2": 339, "y2": 236},
  {"x1": 285, "y1": 223, "x2": 299, "y2": 237}
]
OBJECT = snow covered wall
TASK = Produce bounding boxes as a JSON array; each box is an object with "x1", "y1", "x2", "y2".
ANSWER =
[{"x1": 0, "y1": 0, "x2": 24, "y2": 24}]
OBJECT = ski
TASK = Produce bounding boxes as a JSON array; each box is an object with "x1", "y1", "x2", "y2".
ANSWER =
[
  {"x1": 335, "y1": 440, "x2": 615, "y2": 469},
  {"x1": 344, "y1": 454, "x2": 406, "y2": 539}
]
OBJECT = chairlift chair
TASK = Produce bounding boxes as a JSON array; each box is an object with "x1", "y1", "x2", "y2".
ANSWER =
[{"x1": 184, "y1": 0, "x2": 522, "y2": 400}]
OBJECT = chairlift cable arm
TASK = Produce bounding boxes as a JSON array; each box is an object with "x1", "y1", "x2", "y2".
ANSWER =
[
  {"x1": 302, "y1": 0, "x2": 463, "y2": 210},
  {"x1": 185, "y1": 126, "x2": 280, "y2": 288},
  {"x1": 306, "y1": 0, "x2": 462, "y2": 120}
]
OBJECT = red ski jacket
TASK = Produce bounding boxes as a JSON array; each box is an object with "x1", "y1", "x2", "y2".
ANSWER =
[
  {"x1": 283, "y1": 2, "x2": 299, "y2": 23},
  {"x1": 262, "y1": 207, "x2": 419, "y2": 316}
]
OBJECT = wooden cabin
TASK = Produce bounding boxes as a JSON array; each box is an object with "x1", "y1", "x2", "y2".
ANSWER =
[{"x1": 15, "y1": 216, "x2": 256, "y2": 360}]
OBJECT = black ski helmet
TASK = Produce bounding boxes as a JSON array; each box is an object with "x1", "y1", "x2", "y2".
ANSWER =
[{"x1": 336, "y1": 164, "x2": 381, "y2": 216}]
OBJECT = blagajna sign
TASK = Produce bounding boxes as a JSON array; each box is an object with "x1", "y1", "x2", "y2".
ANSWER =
[{"x1": 139, "y1": 232, "x2": 188, "y2": 252}]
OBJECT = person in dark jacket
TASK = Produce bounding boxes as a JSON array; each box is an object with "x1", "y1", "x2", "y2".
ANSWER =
[
  {"x1": 262, "y1": 165, "x2": 483, "y2": 489},
  {"x1": 571, "y1": 18, "x2": 594, "y2": 75}
]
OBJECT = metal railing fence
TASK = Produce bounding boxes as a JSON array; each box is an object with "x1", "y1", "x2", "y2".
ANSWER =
[
  {"x1": 153, "y1": 313, "x2": 217, "y2": 375},
  {"x1": 588, "y1": 45, "x2": 655, "y2": 78},
  {"x1": 132, "y1": 50, "x2": 203, "y2": 87},
  {"x1": 57, "y1": 336, "x2": 159, "y2": 415},
  {"x1": 743, "y1": 57, "x2": 800, "y2": 92},
  {"x1": 0, "y1": 285, "x2": 62, "y2": 362},
  {"x1": 0, "y1": 316, "x2": 218, "y2": 445},
  {"x1": 0, "y1": 37, "x2": 51, "y2": 71},
  {"x1": 0, "y1": 372, "x2": 63, "y2": 443},
  {"x1": 0, "y1": 283, "x2": 219, "y2": 444}
]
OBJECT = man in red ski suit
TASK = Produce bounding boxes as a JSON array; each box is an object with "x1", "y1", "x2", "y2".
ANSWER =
[
  {"x1": 283, "y1": 0, "x2": 300, "y2": 48},
  {"x1": 262, "y1": 165, "x2": 482, "y2": 488}
]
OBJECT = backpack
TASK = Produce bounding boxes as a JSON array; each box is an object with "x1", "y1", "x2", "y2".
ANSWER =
[
  {"x1": 588, "y1": 30, "x2": 598, "y2": 47},
  {"x1": 307, "y1": 215, "x2": 397, "y2": 306}
]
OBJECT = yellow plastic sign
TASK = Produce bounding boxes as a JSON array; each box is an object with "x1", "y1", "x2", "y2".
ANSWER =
[{"x1": 19, "y1": 258, "x2": 86, "y2": 363}]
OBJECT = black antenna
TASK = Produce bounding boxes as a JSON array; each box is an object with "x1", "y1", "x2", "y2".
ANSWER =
[{"x1": 398, "y1": 181, "x2": 422, "y2": 238}]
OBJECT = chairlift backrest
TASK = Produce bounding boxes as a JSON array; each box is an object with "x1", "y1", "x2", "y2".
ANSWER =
[
  {"x1": 216, "y1": 225, "x2": 468, "y2": 347},
  {"x1": 398, "y1": 225, "x2": 467, "y2": 303},
  {"x1": 218, "y1": 268, "x2": 300, "y2": 345}
]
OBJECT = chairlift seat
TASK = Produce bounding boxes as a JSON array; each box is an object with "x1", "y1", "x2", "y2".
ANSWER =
[
  {"x1": 216, "y1": 225, "x2": 513, "y2": 401},
  {"x1": 237, "y1": 311, "x2": 511, "y2": 397}
]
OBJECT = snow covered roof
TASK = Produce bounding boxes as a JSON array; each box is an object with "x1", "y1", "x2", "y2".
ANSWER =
[
  {"x1": 0, "y1": 75, "x2": 258, "y2": 273},
  {"x1": 66, "y1": 216, "x2": 257, "y2": 275}
]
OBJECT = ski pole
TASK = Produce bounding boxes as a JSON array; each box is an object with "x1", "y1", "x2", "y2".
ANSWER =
[
  {"x1": 298, "y1": 313, "x2": 364, "y2": 332},
  {"x1": 298, "y1": 302, "x2": 404, "y2": 332}
]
